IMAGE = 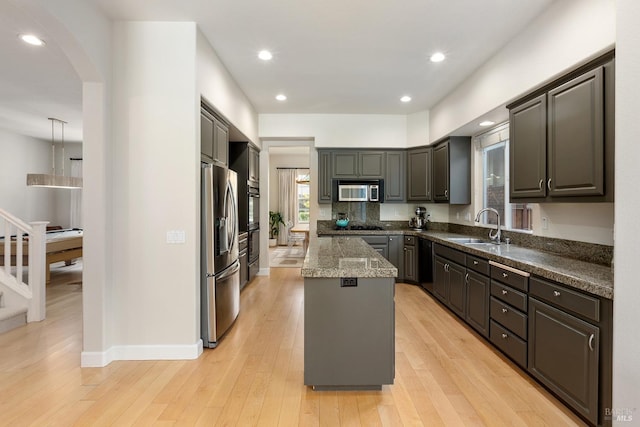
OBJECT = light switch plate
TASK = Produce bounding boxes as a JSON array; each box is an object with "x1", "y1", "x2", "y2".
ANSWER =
[{"x1": 166, "y1": 230, "x2": 186, "y2": 244}]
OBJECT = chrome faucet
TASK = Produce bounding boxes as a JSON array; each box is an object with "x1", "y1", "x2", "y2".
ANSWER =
[{"x1": 475, "y1": 208, "x2": 501, "y2": 244}]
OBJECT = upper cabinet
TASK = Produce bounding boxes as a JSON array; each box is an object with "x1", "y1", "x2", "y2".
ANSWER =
[
  {"x1": 229, "y1": 141, "x2": 260, "y2": 186},
  {"x1": 248, "y1": 146, "x2": 260, "y2": 185},
  {"x1": 201, "y1": 105, "x2": 229, "y2": 167},
  {"x1": 407, "y1": 147, "x2": 432, "y2": 202},
  {"x1": 508, "y1": 51, "x2": 614, "y2": 202},
  {"x1": 318, "y1": 150, "x2": 333, "y2": 204},
  {"x1": 332, "y1": 151, "x2": 385, "y2": 179},
  {"x1": 385, "y1": 151, "x2": 406, "y2": 203},
  {"x1": 200, "y1": 106, "x2": 228, "y2": 167},
  {"x1": 433, "y1": 136, "x2": 471, "y2": 204}
]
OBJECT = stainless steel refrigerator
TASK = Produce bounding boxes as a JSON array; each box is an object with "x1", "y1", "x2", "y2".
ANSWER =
[{"x1": 201, "y1": 163, "x2": 240, "y2": 348}]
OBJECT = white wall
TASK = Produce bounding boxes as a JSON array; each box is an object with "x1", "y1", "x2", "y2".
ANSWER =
[
  {"x1": 406, "y1": 110, "x2": 429, "y2": 148},
  {"x1": 197, "y1": 30, "x2": 259, "y2": 146},
  {"x1": 613, "y1": 0, "x2": 640, "y2": 419},
  {"x1": 110, "y1": 22, "x2": 200, "y2": 355},
  {"x1": 259, "y1": 114, "x2": 407, "y2": 148},
  {"x1": 429, "y1": 0, "x2": 615, "y2": 142},
  {"x1": 0, "y1": 127, "x2": 55, "y2": 224}
]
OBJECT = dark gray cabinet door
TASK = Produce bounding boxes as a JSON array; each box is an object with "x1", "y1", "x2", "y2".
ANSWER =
[
  {"x1": 548, "y1": 68, "x2": 604, "y2": 197},
  {"x1": 388, "y1": 235, "x2": 403, "y2": 281},
  {"x1": 248, "y1": 146, "x2": 259, "y2": 184},
  {"x1": 465, "y1": 270, "x2": 490, "y2": 337},
  {"x1": 318, "y1": 150, "x2": 332, "y2": 203},
  {"x1": 529, "y1": 298, "x2": 599, "y2": 425},
  {"x1": 433, "y1": 256, "x2": 448, "y2": 304},
  {"x1": 510, "y1": 94, "x2": 547, "y2": 199},
  {"x1": 433, "y1": 142, "x2": 449, "y2": 201},
  {"x1": 448, "y1": 262, "x2": 466, "y2": 318},
  {"x1": 432, "y1": 137, "x2": 470, "y2": 204},
  {"x1": 385, "y1": 151, "x2": 406, "y2": 202},
  {"x1": 359, "y1": 151, "x2": 385, "y2": 178},
  {"x1": 201, "y1": 109, "x2": 214, "y2": 162},
  {"x1": 403, "y1": 244, "x2": 416, "y2": 284},
  {"x1": 213, "y1": 118, "x2": 229, "y2": 166},
  {"x1": 407, "y1": 147, "x2": 432, "y2": 201},
  {"x1": 332, "y1": 151, "x2": 359, "y2": 178}
]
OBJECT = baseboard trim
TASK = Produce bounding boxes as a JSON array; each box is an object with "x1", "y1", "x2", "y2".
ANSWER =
[{"x1": 81, "y1": 340, "x2": 204, "y2": 367}]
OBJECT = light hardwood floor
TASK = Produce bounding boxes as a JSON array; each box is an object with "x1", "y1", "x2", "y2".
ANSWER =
[{"x1": 0, "y1": 265, "x2": 586, "y2": 426}]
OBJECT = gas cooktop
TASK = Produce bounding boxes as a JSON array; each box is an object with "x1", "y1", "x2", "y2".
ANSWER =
[{"x1": 334, "y1": 225, "x2": 384, "y2": 231}]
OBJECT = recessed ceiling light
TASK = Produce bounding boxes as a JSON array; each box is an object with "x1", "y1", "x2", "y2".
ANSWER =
[
  {"x1": 258, "y1": 50, "x2": 273, "y2": 61},
  {"x1": 400, "y1": 96, "x2": 412, "y2": 103},
  {"x1": 430, "y1": 52, "x2": 445, "y2": 63},
  {"x1": 19, "y1": 34, "x2": 45, "y2": 46},
  {"x1": 275, "y1": 94, "x2": 287, "y2": 101},
  {"x1": 479, "y1": 120, "x2": 495, "y2": 127}
]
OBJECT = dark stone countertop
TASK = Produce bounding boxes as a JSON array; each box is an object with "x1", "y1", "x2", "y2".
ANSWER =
[
  {"x1": 316, "y1": 225, "x2": 613, "y2": 300},
  {"x1": 301, "y1": 236, "x2": 398, "y2": 279}
]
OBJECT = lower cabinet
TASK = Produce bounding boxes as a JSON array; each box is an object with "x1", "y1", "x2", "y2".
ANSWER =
[
  {"x1": 403, "y1": 236, "x2": 417, "y2": 284},
  {"x1": 465, "y1": 270, "x2": 489, "y2": 337},
  {"x1": 428, "y1": 243, "x2": 611, "y2": 426},
  {"x1": 238, "y1": 232, "x2": 248, "y2": 290},
  {"x1": 433, "y1": 253, "x2": 466, "y2": 318},
  {"x1": 361, "y1": 235, "x2": 403, "y2": 282},
  {"x1": 528, "y1": 276, "x2": 605, "y2": 426}
]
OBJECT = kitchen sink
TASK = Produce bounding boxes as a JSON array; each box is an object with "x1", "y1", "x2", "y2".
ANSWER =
[{"x1": 448, "y1": 237, "x2": 492, "y2": 244}]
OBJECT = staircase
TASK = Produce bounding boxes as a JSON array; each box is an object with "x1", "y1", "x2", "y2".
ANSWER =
[
  {"x1": 0, "y1": 291, "x2": 27, "y2": 334},
  {"x1": 0, "y1": 208, "x2": 48, "y2": 330}
]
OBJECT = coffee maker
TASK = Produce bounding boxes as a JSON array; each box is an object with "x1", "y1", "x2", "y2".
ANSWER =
[{"x1": 409, "y1": 207, "x2": 428, "y2": 230}]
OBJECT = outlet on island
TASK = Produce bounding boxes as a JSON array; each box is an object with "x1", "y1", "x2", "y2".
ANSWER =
[{"x1": 340, "y1": 277, "x2": 358, "y2": 287}]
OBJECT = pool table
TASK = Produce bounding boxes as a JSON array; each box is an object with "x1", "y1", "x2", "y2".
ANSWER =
[{"x1": 0, "y1": 228, "x2": 83, "y2": 282}]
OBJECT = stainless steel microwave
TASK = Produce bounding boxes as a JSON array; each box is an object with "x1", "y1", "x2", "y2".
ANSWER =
[{"x1": 335, "y1": 180, "x2": 383, "y2": 202}]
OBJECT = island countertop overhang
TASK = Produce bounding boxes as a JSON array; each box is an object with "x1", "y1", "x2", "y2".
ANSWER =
[{"x1": 301, "y1": 236, "x2": 398, "y2": 279}]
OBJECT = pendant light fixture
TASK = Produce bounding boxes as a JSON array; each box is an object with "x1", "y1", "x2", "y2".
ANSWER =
[{"x1": 27, "y1": 118, "x2": 82, "y2": 189}]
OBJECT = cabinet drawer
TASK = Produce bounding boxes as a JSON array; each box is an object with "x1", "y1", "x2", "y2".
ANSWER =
[
  {"x1": 490, "y1": 297, "x2": 527, "y2": 340},
  {"x1": 490, "y1": 320, "x2": 527, "y2": 368},
  {"x1": 239, "y1": 233, "x2": 248, "y2": 251},
  {"x1": 491, "y1": 281, "x2": 527, "y2": 312},
  {"x1": 434, "y1": 243, "x2": 465, "y2": 265},
  {"x1": 490, "y1": 261, "x2": 529, "y2": 292},
  {"x1": 530, "y1": 277, "x2": 600, "y2": 322},
  {"x1": 404, "y1": 235, "x2": 416, "y2": 246},
  {"x1": 361, "y1": 235, "x2": 388, "y2": 246},
  {"x1": 466, "y1": 255, "x2": 490, "y2": 276}
]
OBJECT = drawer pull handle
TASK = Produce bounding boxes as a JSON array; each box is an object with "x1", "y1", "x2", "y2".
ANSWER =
[
  {"x1": 465, "y1": 273, "x2": 469, "y2": 283},
  {"x1": 502, "y1": 308, "x2": 508, "y2": 314},
  {"x1": 473, "y1": 260, "x2": 479, "y2": 265},
  {"x1": 502, "y1": 272, "x2": 508, "y2": 278},
  {"x1": 547, "y1": 178, "x2": 552, "y2": 191},
  {"x1": 501, "y1": 333, "x2": 508, "y2": 339},
  {"x1": 589, "y1": 334, "x2": 595, "y2": 351},
  {"x1": 553, "y1": 290, "x2": 561, "y2": 297},
  {"x1": 538, "y1": 179, "x2": 544, "y2": 190},
  {"x1": 501, "y1": 289, "x2": 508, "y2": 295}
]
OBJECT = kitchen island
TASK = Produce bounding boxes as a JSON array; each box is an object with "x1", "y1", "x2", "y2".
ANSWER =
[{"x1": 302, "y1": 237, "x2": 397, "y2": 390}]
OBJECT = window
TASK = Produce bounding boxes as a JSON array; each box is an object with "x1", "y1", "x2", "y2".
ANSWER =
[
  {"x1": 477, "y1": 124, "x2": 532, "y2": 231},
  {"x1": 296, "y1": 170, "x2": 310, "y2": 223}
]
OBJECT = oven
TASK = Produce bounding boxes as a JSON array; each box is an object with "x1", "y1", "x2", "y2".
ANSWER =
[{"x1": 248, "y1": 185, "x2": 260, "y2": 231}]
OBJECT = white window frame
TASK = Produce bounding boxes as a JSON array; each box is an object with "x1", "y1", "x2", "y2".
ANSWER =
[{"x1": 474, "y1": 123, "x2": 532, "y2": 233}]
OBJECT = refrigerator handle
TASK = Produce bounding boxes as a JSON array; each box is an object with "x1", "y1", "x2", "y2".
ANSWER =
[{"x1": 217, "y1": 260, "x2": 240, "y2": 280}]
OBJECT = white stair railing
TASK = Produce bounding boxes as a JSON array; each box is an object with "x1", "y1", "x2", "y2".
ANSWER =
[{"x1": 0, "y1": 208, "x2": 48, "y2": 322}]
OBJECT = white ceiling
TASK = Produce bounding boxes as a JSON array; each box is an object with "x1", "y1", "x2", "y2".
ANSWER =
[{"x1": 1, "y1": 0, "x2": 556, "y2": 143}]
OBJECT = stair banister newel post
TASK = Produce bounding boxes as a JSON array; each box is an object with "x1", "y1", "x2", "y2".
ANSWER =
[{"x1": 28, "y1": 222, "x2": 48, "y2": 322}]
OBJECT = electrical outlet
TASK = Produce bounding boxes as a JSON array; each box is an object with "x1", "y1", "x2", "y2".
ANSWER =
[
  {"x1": 465, "y1": 212, "x2": 471, "y2": 221},
  {"x1": 340, "y1": 277, "x2": 358, "y2": 287},
  {"x1": 541, "y1": 217, "x2": 549, "y2": 230},
  {"x1": 456, "y1": 212, "x2": 460, "y2": 220}
]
